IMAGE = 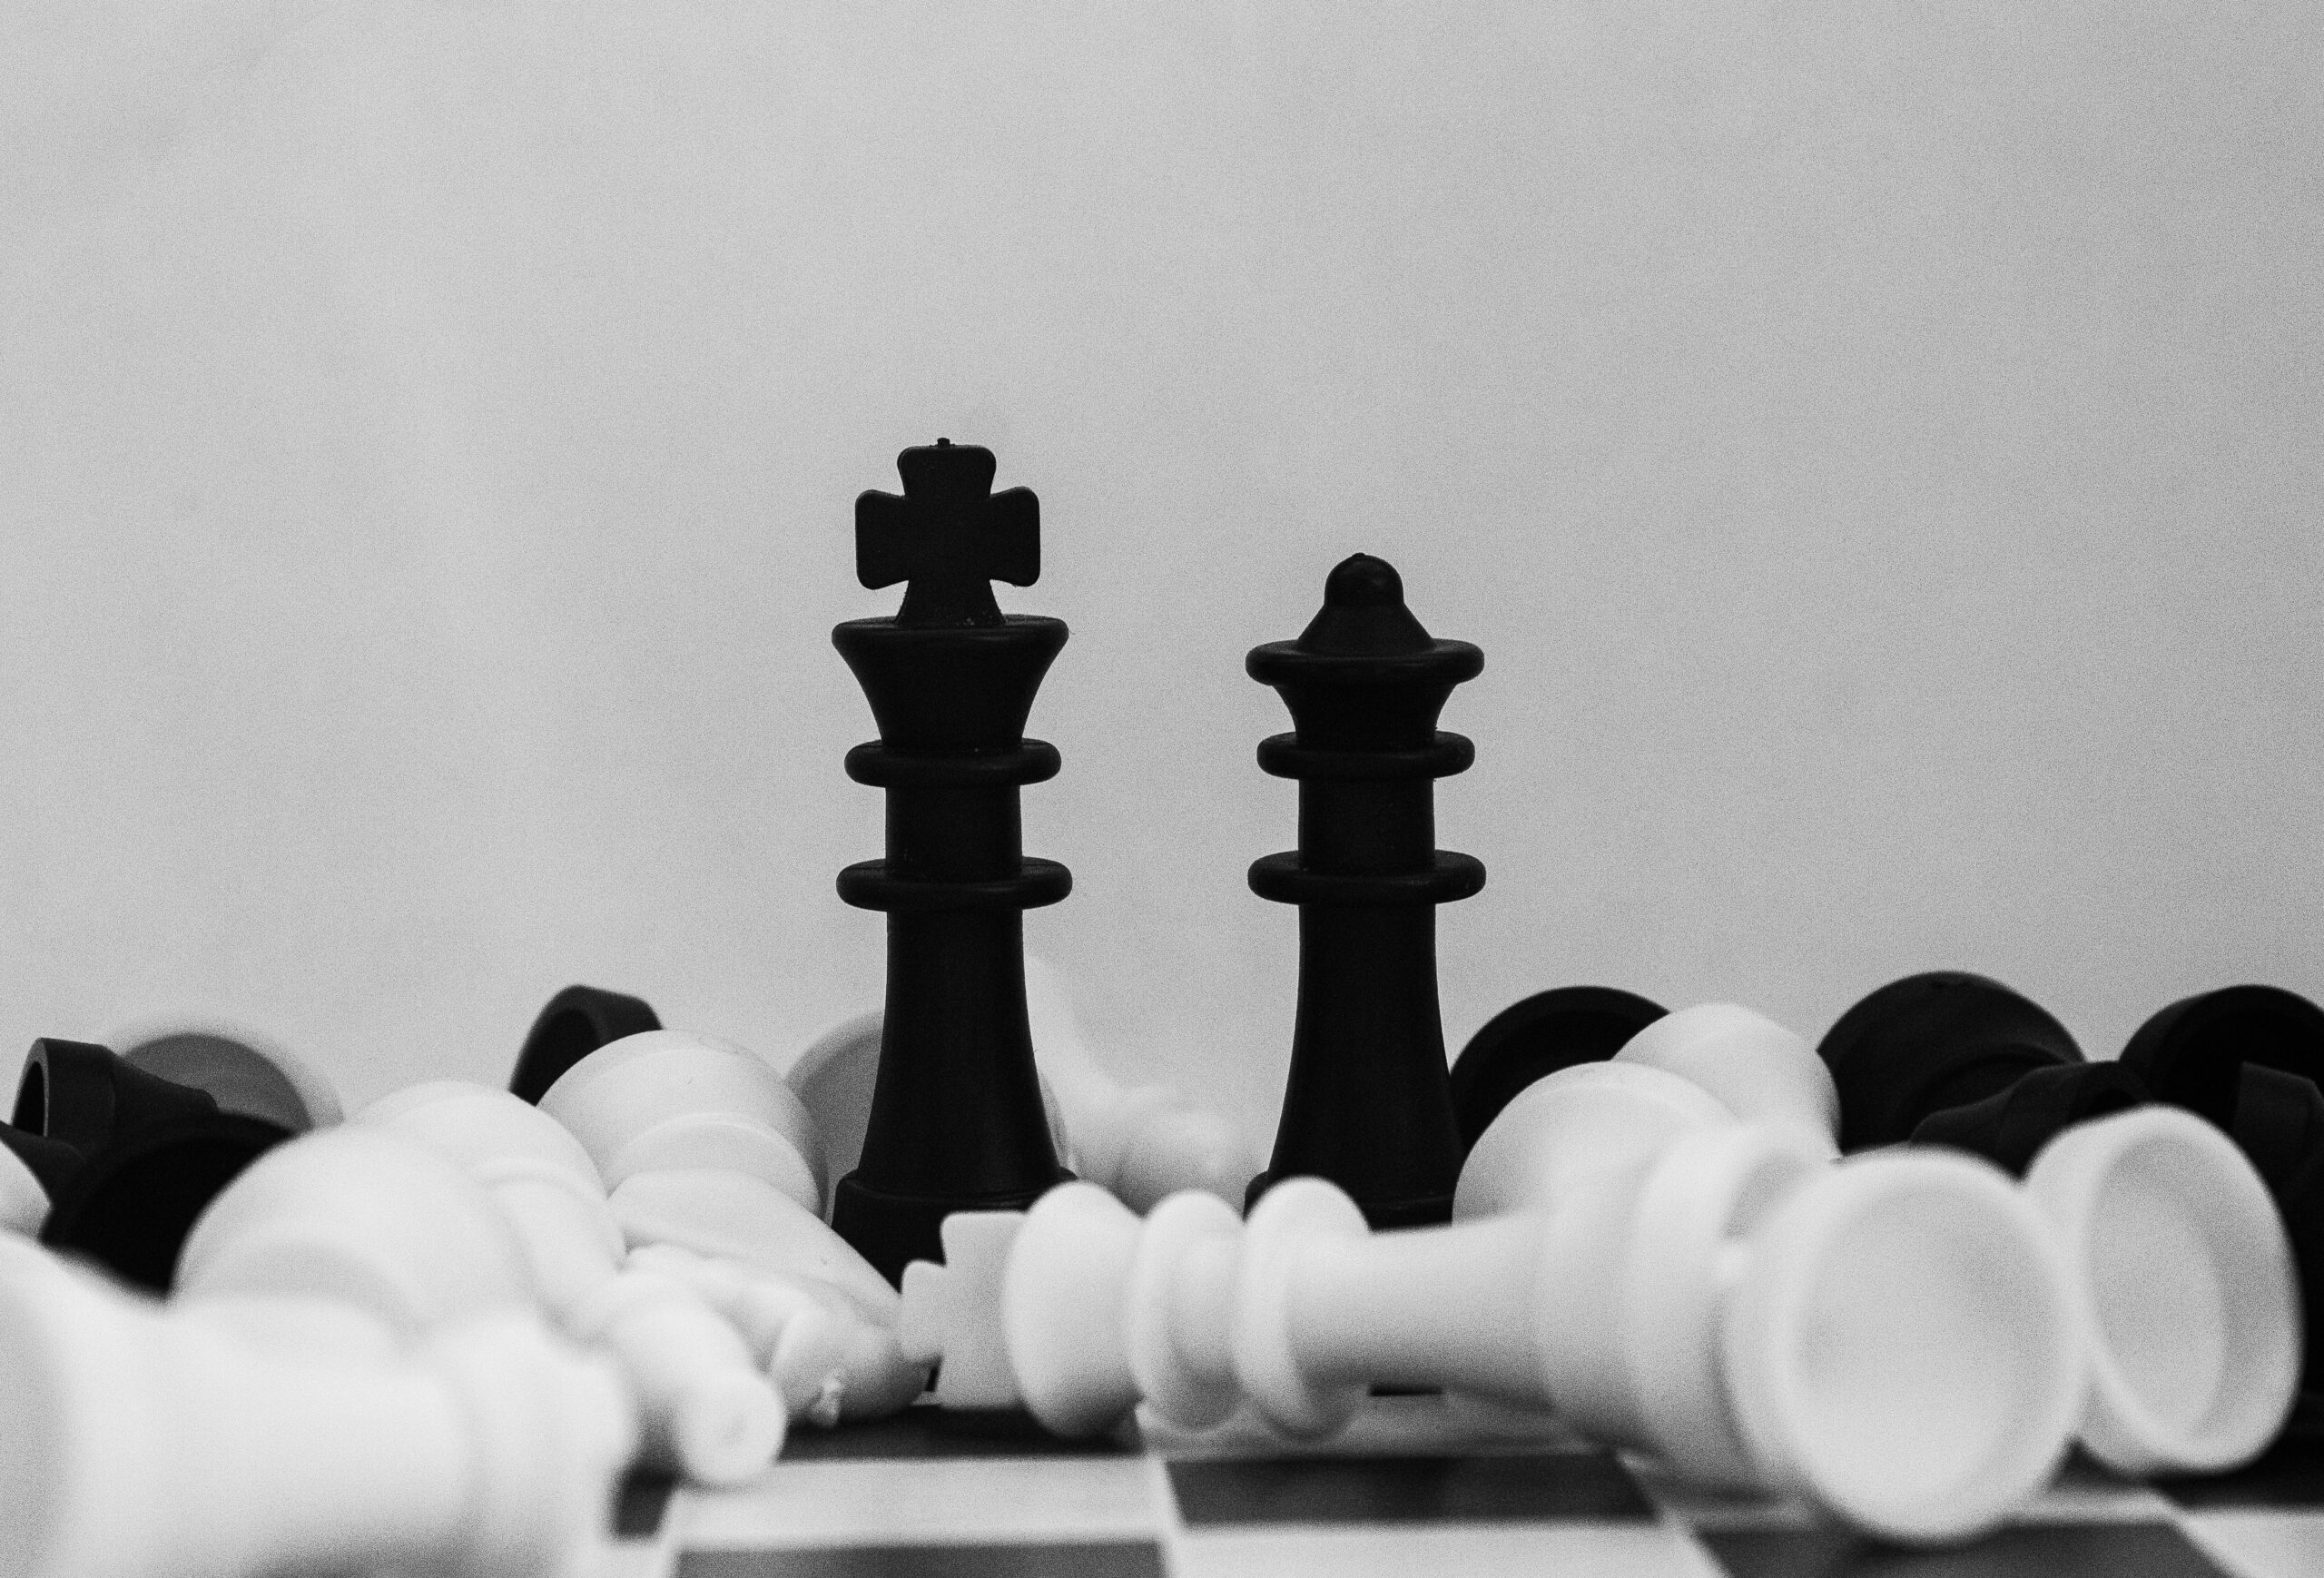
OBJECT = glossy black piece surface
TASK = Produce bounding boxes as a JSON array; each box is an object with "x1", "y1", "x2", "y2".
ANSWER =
[
  {"x1": 38, "y1": 1111, "x2": 290, "y2": 1291},
  {"x1": 831, "y1": 442, "x2": 1071, "y2": 1284},
  {"x1": 14, "y1": 1037, "x2": 222, "y2": 1156},
  {"x1": 1246, "y1": 555, "x2": 1482, "y2": 1228},
  {"x1": 1817, "y1": 972, "x2": 2093, "y2": 1159}
]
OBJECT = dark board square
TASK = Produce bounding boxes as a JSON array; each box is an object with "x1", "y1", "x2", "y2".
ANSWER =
[
  {"x1": 1167, "y1": 1450, "x2": 1653, "y2": 1527},
  {"x1": 2156, "y1": 1438, "x2": 2324, "y2": 1509},
  {"x1": 782, "y1": 1408, "x2": 1134, "y2": 1462},
  {"x1": 677, "y1": 1542, "x2": 1167, "y2": 1578},
  {"x1": 1701, "y1": 1524, "x2": 2230, "y2": 1578},
  {"x1": 612, "y1": 1468, "x2": 676, "y2": 1539}
]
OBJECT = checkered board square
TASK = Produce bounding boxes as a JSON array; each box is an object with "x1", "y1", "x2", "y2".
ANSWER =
[{"x1": 592, "y1": 1398, "x2": 2324, "y2": 1578}]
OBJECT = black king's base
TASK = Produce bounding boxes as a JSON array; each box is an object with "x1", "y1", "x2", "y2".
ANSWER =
[
  {"x1": 1246, "y1": 554, "x2": 1484, "y2": 1229},
  {"x1": 828, "y1": 441, "x2": 1073, "y2": 1286}
]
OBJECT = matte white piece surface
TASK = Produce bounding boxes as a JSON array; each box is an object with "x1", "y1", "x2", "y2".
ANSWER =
[
  {"x1": 1612, "y1": 1002, "x2": 1840, "y2": 1156},
  {"x1": 1452, "y1": 1061, "x2": 1731, "y2": 1219},
  {"x1": 899, "y1": 1211, "x2": 1027, "y2": 1411},
  {"x1": 542, "y1": 1030, "x2": 824, "y2": 1216},
  {"x1": 1001, "y1": 1181, "x2": 1143, "y2": 1437},
  {"x1": 177, "y1": 1125, "x2": 537, "y2": 1342},
  {"x1": 608, "y1": 1168, "x2": 897, "y2": 1320},
  {"x1": 1719, "y1": 1149, "x2": 2083, "y2": 1543},
  {"x1": 356, "y1": 1080, "x2": 791, "y2": 1484},
  {"x1": 0, "y1": 1238, "x2": 634, "y2": 1578},
  {"x1": 2024, "y1": 1105, "x2": 2299, "y2": 1475},
  {"x1": 566, "y1": 1267, "x2": 787, "y2": 1482}
]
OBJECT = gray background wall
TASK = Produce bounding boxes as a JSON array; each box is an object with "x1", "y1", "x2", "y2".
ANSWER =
[{"x1": 2, "y1": 1, "x2": 2317, "y2": 1145}]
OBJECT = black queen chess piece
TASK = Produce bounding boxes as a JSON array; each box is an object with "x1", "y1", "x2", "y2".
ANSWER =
[
  {"x1": 829, "y1": 440, "x2": 1073, "y2": 1285},
  {"x1": 1246, "y1": 554, "x2": 1483, "y2": 1228}
]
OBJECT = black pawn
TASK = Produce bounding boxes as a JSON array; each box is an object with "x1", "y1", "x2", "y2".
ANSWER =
[
  {"x1": 829, "y1": 440, "x2": 1071, "y2": 1285},
  {"x1": 2122, "y1": 986, "x2": 2324, "y2": 1443},
  {"x1": 2122, "y1": 985, "x2": 2324, "y2": 1137},
  {"x1": 510, "y1": 984, "x2": 664, "y2": 1104},
  {"x1": 1818, "y1": 971, "x2": 2147, "y2": 1174},
  {"x1": 41, "y1": 1114, "x2": 290, "y2": 1291},
  {"x1": 1246, "y1": 554, "x2": 1484, "y2": 1228},
  {"x1": 14, "y1": 1038, "x2": 288, "y2": 1290},
  {"x1": 1449, "y1": 986, "x2": 1669, "y2": 1152}
]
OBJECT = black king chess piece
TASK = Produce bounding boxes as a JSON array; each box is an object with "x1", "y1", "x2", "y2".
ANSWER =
[
  {"x1": 829, "y1": 439, "x2": 1073, "y2": 1284},
  {"x1": 1246, "y1": 554, "x2": 1483, "y2": 1228}
]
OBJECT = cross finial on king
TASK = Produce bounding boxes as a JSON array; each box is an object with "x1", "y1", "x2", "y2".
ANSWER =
[{"x1": 855, "y1": 438, "x2": 1040, "y2": 628}]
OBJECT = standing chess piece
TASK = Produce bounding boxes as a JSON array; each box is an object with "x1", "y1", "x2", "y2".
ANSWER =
[
  {"x1": 829, "y1": 439, "x2": 1072, "y2": 1284},
  {"x1": 1246, "y1": 554, "x2": 1482, "y2": 1227}
]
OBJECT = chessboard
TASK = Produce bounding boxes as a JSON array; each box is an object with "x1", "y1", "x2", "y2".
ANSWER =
[{"x1": 594, "y1": 1395, "x2": 2324, "y2": 1578}]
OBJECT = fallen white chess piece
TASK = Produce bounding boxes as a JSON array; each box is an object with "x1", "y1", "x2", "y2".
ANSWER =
[
  {"x1": 1629, "y1": 1002, "x2": 2301, "y2": 1477},
  {"x1": 537, "y1": 1028, "x2": 928, "y2": 1422},
  {"x1": 176, "y1": 1124, "x2": 541, "y2": 1360},
  {"x1": 0, "y1": 1233, "x2": 633, "y2": 1578},
  {"x1": 901, "y1": 1048, "x2": 2087, "y2": 1543},
  {"x1": 357, "y1": 1080, "x2": 793, "y2": 1483}
]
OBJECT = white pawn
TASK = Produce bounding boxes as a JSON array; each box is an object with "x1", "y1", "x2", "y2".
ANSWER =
[
  {"x1": 176, "y1": 1125, "x2": 539, "y2": 1361},
  {"x1": 0, "y1": 1236, "x2": 634, "y2": 1578},
  {"x1": 540, "y1": 1029, "x2": 924, "y2": 1421},
  {"x1": 358, "y1": 1080, "x2": 790, "y2": 1484},
  {"x1": 1610, "y1": 1002, "x2": 1839, "y2": 1159},
  {"x1": 1627, "y1": 1002, "x2": 2302, "y2": 1477}
]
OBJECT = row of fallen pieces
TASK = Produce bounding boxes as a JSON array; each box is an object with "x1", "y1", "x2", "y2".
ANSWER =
[
  {"x1": 2, "y1": 1034, "x2": 931, "y2": 1578},
  {"x1": 899, "y1": 1002, "x2": 2306, "y2": 1550},
  {"x1": 0, "y1": 969, "x2": 1266, "y2": 1578}
]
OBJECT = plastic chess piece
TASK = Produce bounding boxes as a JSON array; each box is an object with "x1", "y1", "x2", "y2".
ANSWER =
[
  {"x1": 896, "y1": 1184, "x2": 1245, "y2": 1436},
  {"x1": 1245, "y1": 553, "x2": 1484, "y2": 1228},
  {"x1": 537, "y1": 1029, "x2": 924, "y2": 1421},
  {"x1": 1644, "y1": 1001, "x2": 2299, "y2": 1476},
  {"x1": 14, "y1": 1037, "x2": 226, "y2": 1155},
  {"x1": 114, "y1": 1024, "x2": 343, "y2": 1131},
  {"x1": 0, "y1": 1237, "x2": 635, "y2": 1578},
  {"x1": 829, "y1": 439, "x2": 1073, "y2": 1284},
  {"x1": 2020, "y1": 1105, "x2": 2299, "y2": 1473},
  {"x1": 2121, "y1": 984, "x2": 2324, "y2": 1144},
  {"x1": 509, "y1": 984, "x2": 664, "y2": 1106},
  {"x1": 624, "y1": 1241, "x2": 867, "y2": 1426},
  {"x1": 37, "y1": 1112, "x2": 291, "y2": 1292},
  {"x1": 1448, "y1": 985, "x2": 1668, "y2": 1151},
  {"x1": 2118, "y1": 983, "x2": 2324, "y2": 1428},
  {"x1": 9, "y1": 1034, "x2": 295, "y2": 1287},
  {"x1": 1818, "y1": 971, "x2": 2151, "y2": 1170},
  {"x1": 358, "y1": 1081, "x2": 791, "y2": 1483},
  {"x1": 175, "y1": 1125, "x2": 541, "y2": 1357},
  {"x1": 1610, "y1": 1002, "x2": 1840, "y2": 1159},
  {"x1": 906, "y1": 1057, "x2": 2083, "y2": 1543},
  {"x1": 1273, "y1": 1067, "x2": 2081, "y2": 1543}
]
